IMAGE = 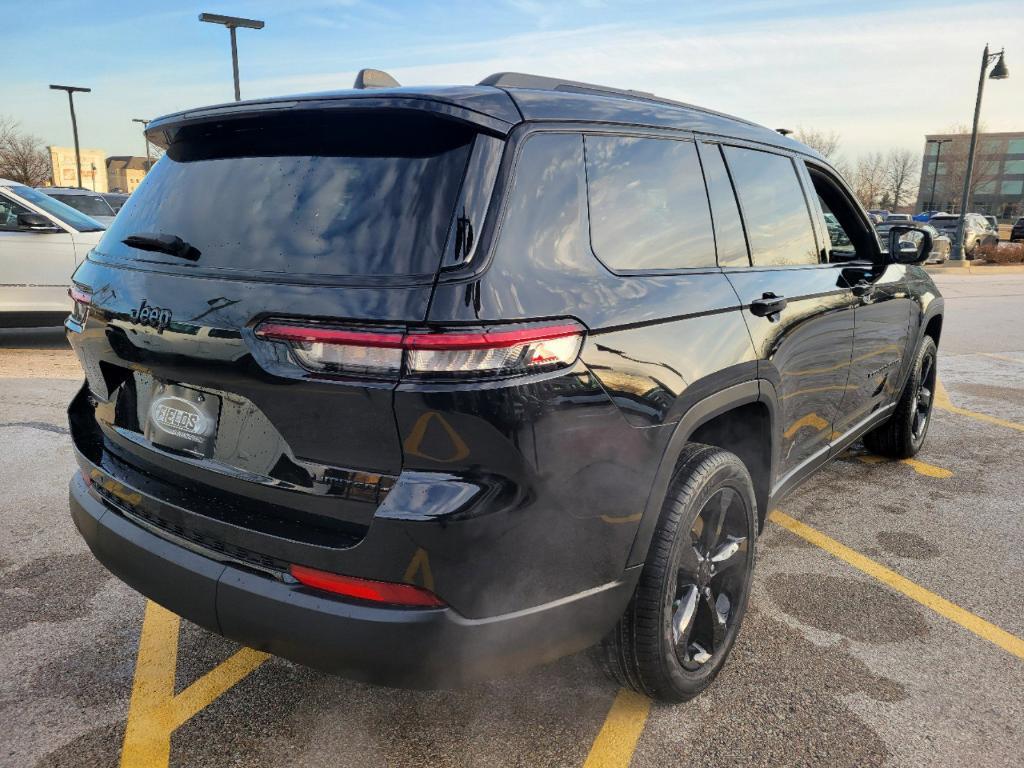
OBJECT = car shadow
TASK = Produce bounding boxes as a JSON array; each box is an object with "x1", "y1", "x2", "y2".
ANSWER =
[{"x1": 0, "y1": 326, "x2": 69, "y2": 350}]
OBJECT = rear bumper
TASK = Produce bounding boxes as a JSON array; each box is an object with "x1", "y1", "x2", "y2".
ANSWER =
[{"x1": 70, "y1": 472, "x2": 639, "y2": 688}]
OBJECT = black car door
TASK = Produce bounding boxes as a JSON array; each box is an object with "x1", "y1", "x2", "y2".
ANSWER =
[
  {"x1": 702, "y1": 142, "x2": 857, "y2": 491},
  {"x1": 800, "y1": 162, "x2": 914, "y2": 436}
]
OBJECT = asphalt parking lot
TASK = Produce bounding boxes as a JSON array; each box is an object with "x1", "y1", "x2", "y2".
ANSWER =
[{"x1": 2, "y1": 271, "x2": 1023, "y2": 768}]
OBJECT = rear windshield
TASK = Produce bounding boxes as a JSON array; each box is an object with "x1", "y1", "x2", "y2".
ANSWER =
[
  {"x1": 96, "y1": 111, "x2": 477, "y2": 278},
  {"x1": 930, "y1": 216, "x2": 958, "y2": 227},
  {"x1": 50, "y1": 193, "x2": 114, "y2": 217}
]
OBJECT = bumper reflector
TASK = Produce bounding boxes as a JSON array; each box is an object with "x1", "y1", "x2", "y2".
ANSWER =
[{"x1": 289, "y1": 564, "x2": 445, "y2": 608}]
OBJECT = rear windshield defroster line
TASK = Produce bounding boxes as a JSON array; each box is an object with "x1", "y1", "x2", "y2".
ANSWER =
[{"x1": 95, "y1": 111, "x2": 478, "y2": 278}]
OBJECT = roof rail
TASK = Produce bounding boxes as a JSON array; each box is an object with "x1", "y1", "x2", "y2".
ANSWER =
[
  {"x1": 479, "y1": 71, "x2": 765, "y2": 130},
  {"x1": 478, "y1": 72, "x2": 656, "y2": 100}
]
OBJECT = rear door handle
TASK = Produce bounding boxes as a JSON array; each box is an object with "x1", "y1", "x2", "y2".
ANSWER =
[{"x1": 749, "y1": 292, "x2": 787, "y2": 320}]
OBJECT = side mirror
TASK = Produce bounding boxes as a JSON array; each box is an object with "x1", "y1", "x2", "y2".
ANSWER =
[
  {"x1": 887, "y1": 225, "x2": 932, "y2": 265},
  {"x1": 16, "y1": 212, "x2": 60, "y2": 232}
]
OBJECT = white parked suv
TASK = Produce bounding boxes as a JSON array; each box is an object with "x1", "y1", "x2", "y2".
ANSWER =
[{"x1": 0, "y1": 179, "x2": 106, "y2": 327}]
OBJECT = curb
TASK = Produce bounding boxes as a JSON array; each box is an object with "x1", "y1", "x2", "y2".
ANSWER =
[{"x1": 927, "y1": 263, "x2": 1024, "y2": 275}]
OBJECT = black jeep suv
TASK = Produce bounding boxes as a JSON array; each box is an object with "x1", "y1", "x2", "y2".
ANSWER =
[{"x1": 66, "y1": 73, "x2": 943, "y2": 702}]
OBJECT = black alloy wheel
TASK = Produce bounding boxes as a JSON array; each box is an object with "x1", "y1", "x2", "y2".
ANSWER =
[
  {"x1": 600, "y1": 444, "x2": 757, "y2": 702},
  {"x1": 864, "y1": 335, "x2": 938, "y2": 458},
  {"x1": 912, "y1": 348, "x2": 936, "y2": 442},
  {"x1": 671, "y1": 487, "x2": 749, "y2": 671}
]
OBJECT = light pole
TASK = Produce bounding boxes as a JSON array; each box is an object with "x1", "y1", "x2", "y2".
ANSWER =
[
  {"x1": 198, "y1": 13, "x2": 265, "y2": 101},
  {"x1": 132, "y1": 118, "x2": 152, "y2": 171},
  {"x1": 925, "y1": 138, "x2": 952, "y2": 211},
  {"x1": 49, "y1": 84, "x2": 91, "y2": 188},
  {"x1": 952, "y1": 45, "x2": 1009, "y2": 260}
]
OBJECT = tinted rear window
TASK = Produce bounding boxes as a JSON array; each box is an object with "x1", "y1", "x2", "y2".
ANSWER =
[
  {"x1": 96, "y1": 111, "x2": 476, "y2": 278},
  {"x1": 930, "y1": 216, "x2": 958, "y2": 227}
]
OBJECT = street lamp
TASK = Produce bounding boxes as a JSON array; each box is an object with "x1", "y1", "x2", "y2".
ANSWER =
[
  {"x1": 952, "y1": 45, "x2": 1009, "y2": 260},
  {"x1": 198, "y1": 13, "x2": 265, "y2": 101},
  {"x1": 49, "y1": 84, "x2": 91, "y2": 189},
  {"x1": 925, "y1": 138, "x2": 953, "y2": 211},
  {"x1": 132, "y1": 118, "x2": 152, "y2": 171}
]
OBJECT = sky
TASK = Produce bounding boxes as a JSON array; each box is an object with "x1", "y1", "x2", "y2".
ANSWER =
[{"x1": 3, "y1": 0, "x2": 1023, "y2": 166}]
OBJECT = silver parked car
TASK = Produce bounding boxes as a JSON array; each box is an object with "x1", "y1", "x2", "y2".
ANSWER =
[{"x1": 928, "y1": 213, "x2": 998, "y2": 257}]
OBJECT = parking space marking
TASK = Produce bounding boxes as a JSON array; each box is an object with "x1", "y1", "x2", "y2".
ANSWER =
[
  {"x1": 769, "y1": 510, "x2": 1024, "y2": 661},
  {"x1": 934, "y1": 379, "x2": 1024, "y2": 432},
  {"x1": 121, "y1": 601, "x2": 269, "y2": 768},
  {"x1": 855, "y1": 454, "x2": 953, "y2": 478},
  {"x1": 979, "y1": 352, "x2": 1024, "y2": 364},
  {"x1": 583, "y1": 688, "x2": 651, "y2": 768}
]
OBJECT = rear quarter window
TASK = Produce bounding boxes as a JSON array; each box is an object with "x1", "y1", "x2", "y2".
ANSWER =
[{"x1": 584, "y1": 135, "x2": 716, "y2": 271}]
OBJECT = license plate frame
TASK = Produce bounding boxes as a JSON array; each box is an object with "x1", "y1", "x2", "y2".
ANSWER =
[{"x1": 144, "y1": 383, "x2": 221, "y2": 458}]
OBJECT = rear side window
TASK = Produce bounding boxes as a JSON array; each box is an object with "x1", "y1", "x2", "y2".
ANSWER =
[
  {"x1": 724, "y1": 146, "x2": 819, "y2": 267},
  {"x1": 584, "y1": 136, "x2": 715, "y2": 271},
  {"x1": 698, "y1": 143, "x2": 749, "y2": 267},
  {"x1": 98, "y1": 111, "x2": 476, "y2": 278}
]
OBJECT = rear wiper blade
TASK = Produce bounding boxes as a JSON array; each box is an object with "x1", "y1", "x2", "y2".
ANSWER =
[{"x1": 122, "y1": 232, "x2": 201, "y2": 261}]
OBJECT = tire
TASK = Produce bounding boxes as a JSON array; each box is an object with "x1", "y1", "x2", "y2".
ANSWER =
[
  {"x1": 863, "y1": 335, "x2": 938, "y2": 459},
  {"x1": 600, "y1": 443, "x2": 757, "y2": 702}
]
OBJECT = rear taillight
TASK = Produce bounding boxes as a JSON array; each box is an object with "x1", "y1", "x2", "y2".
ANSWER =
[
  {"x1": 255, "y1": 320, "x2": 585, "y2": 380},
  {"x1": 69, "y1": 285, "x2": 92, "y2": 325},
  {"x1": 255, "y1": 323, "x2": 405, "y2": 377},
  {"x1": 289, "y1": 564, "x2": 445, "y2": 607}
]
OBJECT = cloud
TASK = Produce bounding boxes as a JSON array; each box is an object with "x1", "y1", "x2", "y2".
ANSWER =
[
  {"x1": 14, "y1": 0, "x2": 1023, "y2": 164},
  {"x1": 245, "y1": 2, "x2": 1023, "y2": 162}
]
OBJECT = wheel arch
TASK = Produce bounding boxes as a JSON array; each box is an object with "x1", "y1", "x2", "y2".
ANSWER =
[
  {"x1": 894, "y1": 301, "x2": 944, "y2": 395},
  {"x1": 625, "y1": 380, "x2": 778, "y2": 567}
]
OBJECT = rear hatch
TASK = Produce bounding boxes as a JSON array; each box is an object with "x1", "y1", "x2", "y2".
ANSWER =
[{"x1": 67, "y1": 106, "x2": 496, "y2": 554}]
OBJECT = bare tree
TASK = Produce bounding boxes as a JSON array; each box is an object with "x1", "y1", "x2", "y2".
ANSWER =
[
  {"x1": 884, "y1": 149, "x2": 920, "y2": 211},
  {"x1": 851, "y1": 152, "x2": 887, "y2": 208},
  {"x1": 795, "y1": 127, "x2": 842, "y2": 160},
  {"x1": 0, "y1": 117, "x2": 51, "y2": 187}
]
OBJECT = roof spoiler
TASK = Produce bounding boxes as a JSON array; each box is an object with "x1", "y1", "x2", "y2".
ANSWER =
[{"x1": 353, "y1": 69, "x2": 401, "y2": 89}]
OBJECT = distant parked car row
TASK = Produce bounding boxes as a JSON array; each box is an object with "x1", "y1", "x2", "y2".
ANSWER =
[
  {"x1": 872, "y1": 209, "x2": 1002, "y2": 258},
  {"x1": 38, "y1": 187, "x2": 118, "y2": 225},
  {"x1": 875, "y1": 219, "x2": 950, "y2": 264},
  {"x1": 927, "y1": 213, "x2": 998, "y2": 257}
]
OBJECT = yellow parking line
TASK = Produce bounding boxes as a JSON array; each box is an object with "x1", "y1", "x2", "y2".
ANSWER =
[
  {"x1": 856, "y1": 454, "x2": 953, "y2": 478},
  {"x1": 121, "y1": 601, "x2": 269, "y2": 768},
  {"x1": 902, "y1": 458, "x2": 953, "y2": 478},
  {"x1": 169, "y1": 647, "x2": 270, "y2": 729},
  {"x1": 769, "y1": 510, "x2": 1024, "y2": 661},
  {"x1": 121, "y1": 602, "x2": 179, "y2": 768},
  {"x1": 934, "y1": 380, "x2": 1024, "y2": 432},
  {"x1": 583, "y1": 688, "x2": 652, "y2": 768},
  {"x1": 979, "y1": 352, "x2": 1024, "y2": 364}
]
